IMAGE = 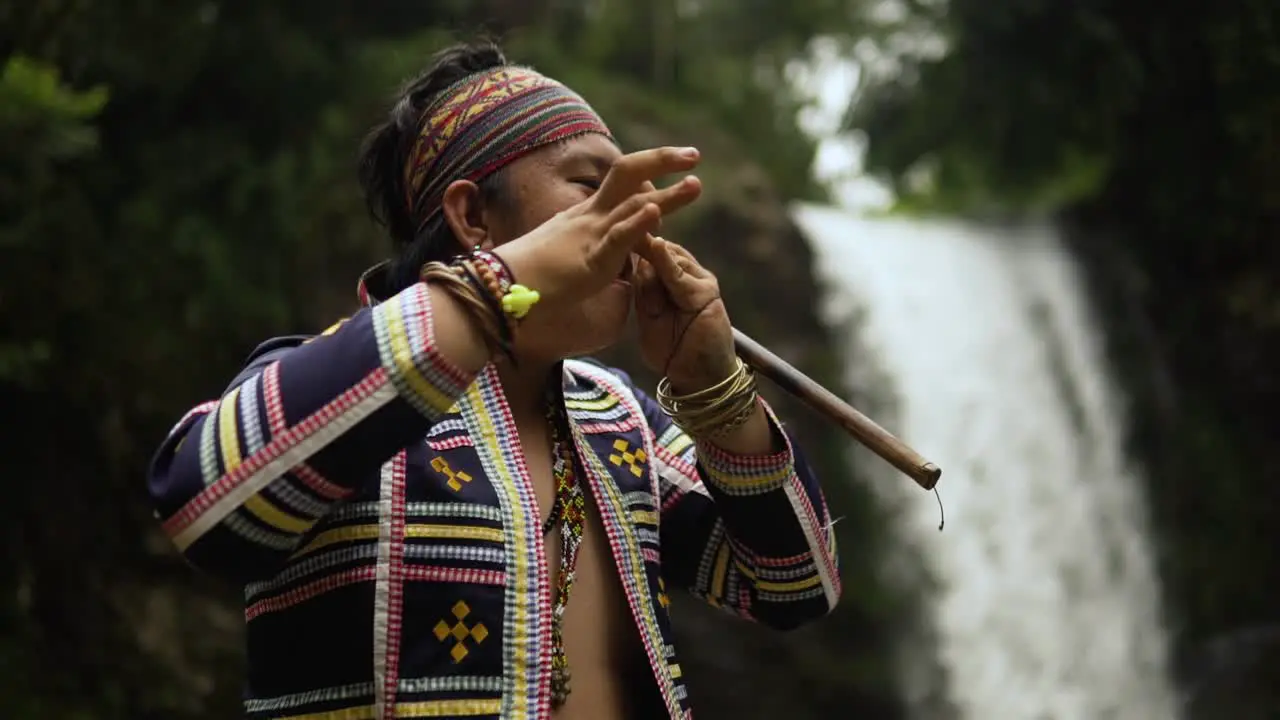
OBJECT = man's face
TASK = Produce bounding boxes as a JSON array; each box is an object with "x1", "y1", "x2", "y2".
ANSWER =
[{"x1": 486, "y1": 133, "x2": 635, "y2": 361}]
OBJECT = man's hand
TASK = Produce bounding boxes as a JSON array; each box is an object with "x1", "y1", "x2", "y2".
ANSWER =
[
  {"x1": 633, "y1": 237, "x2": 778, "y2": 454},
  {"x1": 494, "y1": 147, "x2": 703, "y2": 309},
  {"x1": 633, "y1": 238, "x2": 737, "y2": 393}
]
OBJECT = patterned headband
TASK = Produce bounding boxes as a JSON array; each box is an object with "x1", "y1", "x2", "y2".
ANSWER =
[{"x1": 403, "y1": 66, "x2": 615, "y2": 231}]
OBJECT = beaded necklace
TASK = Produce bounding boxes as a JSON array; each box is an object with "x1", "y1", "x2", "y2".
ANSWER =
[{"x1": 542, "y1": 393, "x2": 586, "y2": 708}]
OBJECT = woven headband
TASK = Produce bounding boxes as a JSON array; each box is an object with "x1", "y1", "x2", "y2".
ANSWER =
[{"x1": 403, "y1": 66, "x2": 615, "y2": 230}]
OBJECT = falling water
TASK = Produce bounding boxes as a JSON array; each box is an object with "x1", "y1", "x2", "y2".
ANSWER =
[{"x1": 792, "y1": 204, "x2": 1179, "y2": 720}]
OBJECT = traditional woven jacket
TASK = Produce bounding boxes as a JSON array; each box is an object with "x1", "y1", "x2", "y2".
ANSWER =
[{"x1": 148, "y1": 268, "x2": 842, "y2": 719}]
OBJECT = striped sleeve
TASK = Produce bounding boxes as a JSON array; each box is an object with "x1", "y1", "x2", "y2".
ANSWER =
[
  {"x1": 625, "y1": 373, "x2": 842, "y2": 630},
  {"x1": 147, "y1": 282, "x2": 475, "y2": 582}
]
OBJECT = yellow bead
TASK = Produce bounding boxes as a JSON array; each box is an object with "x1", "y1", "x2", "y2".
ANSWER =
[{"x1": 501, "y1": 284, "x2": 540, "y2": 319}]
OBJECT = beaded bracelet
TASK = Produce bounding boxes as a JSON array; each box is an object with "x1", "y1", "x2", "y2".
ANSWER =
[
  {"x1": 419, "y1": 262, "x2": 509, "y2": 356},
  {"x1": 455, "y1": 259, "x2": 514, "y2": 348},
  {"x1": 471, "y1": 249, "x2": 514, "y2": 295},
  {"x1": 419, "y1": 249, "x2": 542, "y2": 363}
]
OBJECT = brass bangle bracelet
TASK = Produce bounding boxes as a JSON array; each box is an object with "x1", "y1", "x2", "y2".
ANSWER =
[
  {"x1": 657, "y1": 359, "x2": 746, "y2": 405},
  {"x1": 704, "y1": 394, "x2": 760, "y2": 439},
  {"x1": 666, "y1": 390, "x2": 759, "y2": 439},
  {"x1": 656, "y1": 358, "x2": 760, "y2": 437}
]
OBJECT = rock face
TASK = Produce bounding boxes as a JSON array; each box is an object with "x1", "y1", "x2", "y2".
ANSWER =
[{"x1": 1180, "y1": 625, "x2": 1280, "y2": 720}]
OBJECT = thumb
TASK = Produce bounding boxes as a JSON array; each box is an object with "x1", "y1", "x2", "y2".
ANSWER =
[
  {"x1": 633, "y1": 258, "x2": 670, "y2": 317},
  {"x1": 638, "y1": 237, "x2": 685, "y2": 284}
]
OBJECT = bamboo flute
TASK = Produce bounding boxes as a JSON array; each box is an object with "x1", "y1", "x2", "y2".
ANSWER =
[{"x1": 732, "y1": 327, "x2": 941, "y2": 490}]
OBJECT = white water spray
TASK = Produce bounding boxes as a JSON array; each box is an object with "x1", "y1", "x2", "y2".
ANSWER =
[{"x1": 792, "y1": 204, "x2": 1179, "y2": 720}]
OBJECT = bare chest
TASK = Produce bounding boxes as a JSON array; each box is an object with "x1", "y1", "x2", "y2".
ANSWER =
[{"x1": 519, "y1": 429, "x2": 645, "y2": 720}]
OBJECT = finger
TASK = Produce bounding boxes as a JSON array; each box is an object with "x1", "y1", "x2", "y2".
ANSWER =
[
  {"x1": 605, "y1": 176, "x2": 702, "y2": 227},
  {"x1": 631, "y1": 255, "x2": 655, "y2": 286},
  {"x1": 661, "y1": 241, "x2": 713, "y2": 279},
  {"x1": 636, "y1": 238, "x2": 687, "y2": 284},
  {"x1": 594, "y1": 147, "x2": 701, "y2": 209},
  {"x1": 636, "y1": 233, "x2": 661, "y2": 257},
  {"x1": 632, "y1": 258, "x2": 670, "y2": 316},
  {"x1": 598, "y1": 202, "x2": 662, "y2": 270}
]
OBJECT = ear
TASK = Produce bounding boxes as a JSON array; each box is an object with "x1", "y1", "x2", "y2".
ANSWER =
[{"x1": 439, "y1": 179, "x2": 489, "y2": 252}]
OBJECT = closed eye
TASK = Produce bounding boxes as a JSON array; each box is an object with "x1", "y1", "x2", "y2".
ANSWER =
[{"x1": 572, "y1": 178, "x2": 601, "y2": 191}]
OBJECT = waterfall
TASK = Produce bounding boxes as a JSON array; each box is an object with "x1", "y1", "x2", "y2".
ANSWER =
[{"x1": 791, "y1": 204, "x2": 1179, "y2": 720}]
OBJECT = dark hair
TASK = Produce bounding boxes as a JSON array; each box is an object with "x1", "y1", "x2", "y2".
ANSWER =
[{"x1": 357, "y1": 41, "x2": 511, "y2": 293}]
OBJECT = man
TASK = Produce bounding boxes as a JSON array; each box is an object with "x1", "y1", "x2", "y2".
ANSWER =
[{"x1": 148, "y1": 41, "x2": 841, "y2": 719}]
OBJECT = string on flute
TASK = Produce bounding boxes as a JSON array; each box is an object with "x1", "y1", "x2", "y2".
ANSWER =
[{"x1": 934, "y1": 487, "x2": 945, "y2": 531}]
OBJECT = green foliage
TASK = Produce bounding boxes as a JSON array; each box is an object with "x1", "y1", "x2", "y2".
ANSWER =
[
  {"x1": 0, "y1": 56, "x2": 107, "y2": 166},
  {"x1": 845, "y1": 1, "x2": 1142, "y2": 215},
  {"x1": 0, "y1": 57, "x2": 106, "y2": 388}
]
